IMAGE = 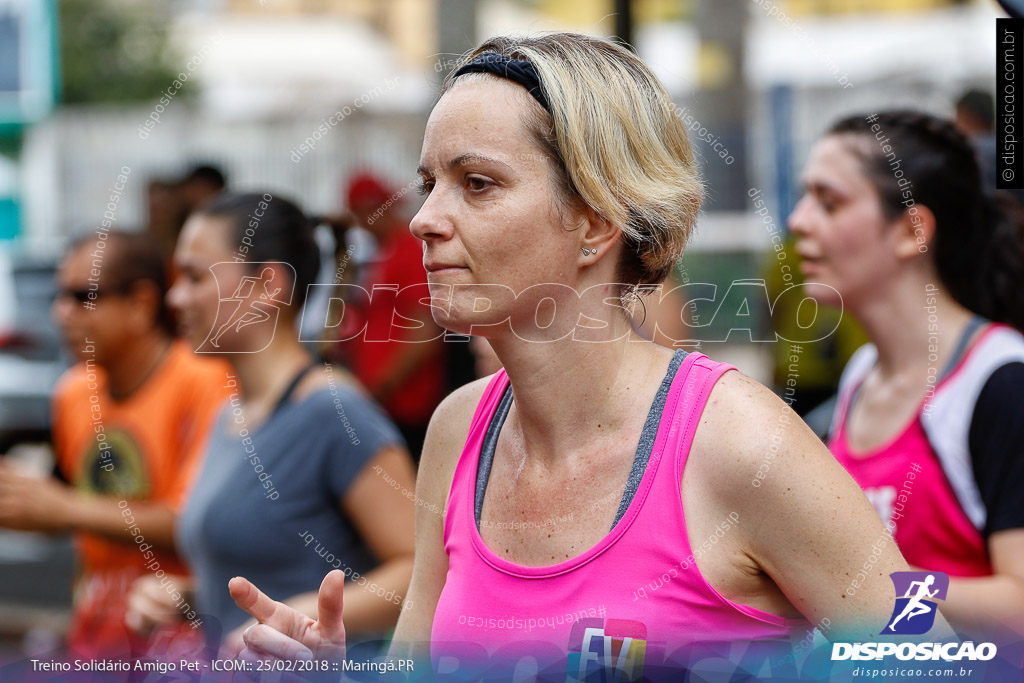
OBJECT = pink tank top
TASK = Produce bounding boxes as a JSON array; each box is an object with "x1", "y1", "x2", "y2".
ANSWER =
[
  {"x1": 431, "y1": 351, "x2": 810, "y2": 678},
  {"x1": 829, "y1": 327, "x2": 999, "y2": 578}
]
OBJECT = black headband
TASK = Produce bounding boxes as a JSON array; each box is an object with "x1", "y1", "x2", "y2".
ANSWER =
[{"x1": 451, "y1": 52, "x2": 550, "y2": 113}]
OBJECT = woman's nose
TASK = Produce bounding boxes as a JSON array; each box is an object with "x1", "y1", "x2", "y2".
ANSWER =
[
  {"x1": 787, "y1": 196, "x2": 813, "y2": 237},
  {"x1": 410, "y1": 190, "x2": 454, "y2": 243}
]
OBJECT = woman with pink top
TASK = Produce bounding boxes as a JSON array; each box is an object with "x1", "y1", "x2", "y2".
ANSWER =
[
  {"x1": 225, "y1": 34, "x2": 932, "y2": 679},
  {"x1": 789, "y1": 111, "x2": 1024, "y2": 636}
]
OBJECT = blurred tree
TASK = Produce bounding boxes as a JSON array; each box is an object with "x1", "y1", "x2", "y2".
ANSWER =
[{"x1": 59, "y1": 0, "x2": 187, "y2": 104}]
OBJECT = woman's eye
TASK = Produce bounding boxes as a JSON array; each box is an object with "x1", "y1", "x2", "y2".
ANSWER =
[
  {"x1": 416, "y1": 180, "x2": 433, "y2": 196},
  {"x1": 466, "y1": 176, "x2": 492, "y2": 192}
]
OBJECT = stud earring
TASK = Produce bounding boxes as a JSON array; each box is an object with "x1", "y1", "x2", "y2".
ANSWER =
[{"x1": 582, "y1": 247, "x2": 593, "y2": 256}]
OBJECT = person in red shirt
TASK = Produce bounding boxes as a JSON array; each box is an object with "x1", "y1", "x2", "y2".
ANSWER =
[
  {"x1": 336, "y1": 174, "x2": 446, "y2": 462},
  {"x1": 0, "y1": 231, "x2": 229, "y2": 658}
]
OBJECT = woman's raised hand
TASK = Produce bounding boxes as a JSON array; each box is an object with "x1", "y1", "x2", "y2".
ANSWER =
[{"x1": 228, "y1": 570, "x2": 347, "y2": 666}]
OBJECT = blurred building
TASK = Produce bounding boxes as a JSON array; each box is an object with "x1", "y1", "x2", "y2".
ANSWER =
[
  {"x1": 4, "y1": 0, "x2": 996, "y2": 240},
  {"x1": 1, "y1": 0, "x2": 1003, "y2": 382}
]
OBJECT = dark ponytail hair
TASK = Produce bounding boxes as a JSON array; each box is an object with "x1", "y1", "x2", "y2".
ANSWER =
[
  {"x1": 828, "y1": 110, "x2": 1024, "y2": 332},
  {"x1": 194, "y1": 192, "x2": 321, "y2": 310}
]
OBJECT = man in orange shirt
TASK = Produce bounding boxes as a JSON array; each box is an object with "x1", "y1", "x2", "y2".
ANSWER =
[{"x1": 0, "y1": 231, "x2": 229, "y2": 657}]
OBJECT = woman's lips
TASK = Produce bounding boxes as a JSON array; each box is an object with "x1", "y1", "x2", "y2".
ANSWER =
[
  {"x1": 799, "y1": 258, "x2": 821, "y2": 276},
  {"x1": 427, "y1": 267, "x2": 469, "y2": 276},
  {"x1": 424, "y1": 259, "x2": 470, "y2": 277},
  {"x1": 795, "y1": 246, "x2": 822, "y2": 275}
]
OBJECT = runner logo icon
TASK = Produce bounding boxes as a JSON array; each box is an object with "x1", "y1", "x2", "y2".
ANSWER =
[
  {"x1": 881, "y1": 571, "x2": 948, "y2": 636},
  {"x1": 200, "y1": 262, "x2": 294, "y2": 353}
]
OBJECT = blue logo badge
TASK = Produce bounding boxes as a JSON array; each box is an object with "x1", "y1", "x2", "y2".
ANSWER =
[{"x1": 881, "y1": 572, "x2": 949, "y2": 635}]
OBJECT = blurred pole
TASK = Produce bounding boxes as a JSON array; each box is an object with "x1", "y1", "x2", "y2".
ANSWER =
[
  {"x1": 614, "y1": 0, "x2": 635, "y2": 50},
  {"x1": 770, "y1": 84, "x2": 795, "y2": 221},
  {"x1": 437, "y1": 0, "x2": 478, "y2": 75},
  {"x1": 694, "y1": 0, "x2": 750, "y2": 211}
]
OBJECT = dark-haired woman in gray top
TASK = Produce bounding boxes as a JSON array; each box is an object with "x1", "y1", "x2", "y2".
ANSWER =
[{"x1": 125, "y1": 192, "x2": 416, "y2": 656}]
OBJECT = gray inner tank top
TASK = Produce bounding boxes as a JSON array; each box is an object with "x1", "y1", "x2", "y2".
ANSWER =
[{"x1": 475, "y1": 349, "x2": 689, "y2": 532}]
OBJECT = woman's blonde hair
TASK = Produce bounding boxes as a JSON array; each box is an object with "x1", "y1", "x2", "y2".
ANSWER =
[{"x1": 441, "y1": 32, "x2": 703, "y2": 289}]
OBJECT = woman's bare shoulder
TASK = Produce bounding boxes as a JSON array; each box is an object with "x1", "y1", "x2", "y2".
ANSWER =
[
  {"x1": 702, "y1": 369, "x2": 791, "y2": 430},
  {"x1": 691, "y1": 368, "x2": 869, "y2": 525},
  {"x1": 691, "y1": 368, "x2": 830, "y2": 486},
  {"x1": 417, "y1": 373, "x2": 500, "y2": 494}
]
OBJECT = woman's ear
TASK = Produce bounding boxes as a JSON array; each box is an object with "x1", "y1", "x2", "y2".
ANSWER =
[
  {"x1": 578, "y1": 205, "x2": 620, "y2": 261},
  {"x1": 893, "y1": 204, "x2": 936, "y2": 260},
  {"x1": 265, "y1": 262, "x2": 298, "y2": 310}
]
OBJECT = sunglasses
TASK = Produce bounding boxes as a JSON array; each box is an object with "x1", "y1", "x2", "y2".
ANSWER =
[{"x1": 57, "y1": 287, "x2": 126, "y2": 304}]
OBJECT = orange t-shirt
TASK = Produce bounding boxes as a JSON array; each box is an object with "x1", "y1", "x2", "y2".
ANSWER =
[{"x1": 52, "y1": 341, "x2": 231, "y2": 658}]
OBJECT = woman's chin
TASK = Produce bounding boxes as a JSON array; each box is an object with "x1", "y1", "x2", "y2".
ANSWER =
[
  {"x1": 433, "y1": 304, "x2": 510, "y2": 338},
  {"x1": 799, "y1": 280, "x2": 844, "y2": 308},
  {"x1": 421, "y1": 301, "x2": 465, "y2": 336}
]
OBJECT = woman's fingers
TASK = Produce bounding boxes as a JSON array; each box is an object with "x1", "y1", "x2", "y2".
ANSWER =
[
  {"x1": 229, "y1": 576, "x2": 306, "y2": 640},
  {"x1": 243, "y1": 623, "x2": 314, "y2": 662},
  {"x1": 218, "y1": 621, "x2": 250, "y2": 660},
  {"x1": 315, "y1": 570, "x2": 347, "y2": 644},
  {"x1": 229, "y1": 572, "x2": 346, "y2": 668}
]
